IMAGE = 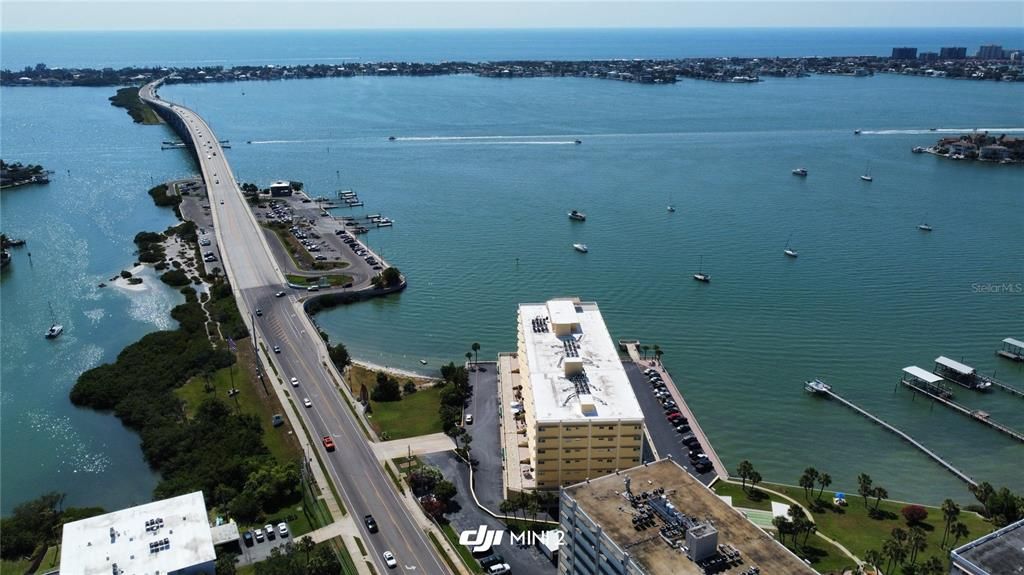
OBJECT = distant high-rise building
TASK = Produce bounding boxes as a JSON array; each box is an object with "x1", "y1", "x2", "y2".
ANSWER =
[
  {"x1": 891, "y1": 47, "x2": 918, "y2": 59},
  {"x1": 919, "y1": 52, "x2": 939, "y2": 63},
  {"x1": 940, "y1": 46, "x2": 968, "y2": 60},
  {"x1": 977, "y1": 44, "x2": 1005, "y2": 59}
]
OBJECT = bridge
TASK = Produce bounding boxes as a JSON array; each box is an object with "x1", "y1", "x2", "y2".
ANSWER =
[{"x1": 140, "y1": 80, "x2": 453, "y2": 574}]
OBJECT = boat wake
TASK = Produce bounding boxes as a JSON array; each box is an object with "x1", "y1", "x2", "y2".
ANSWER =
[
  {"x1": 247, "y1": 139, "x2": 334, "y2": 145},
  {"x1": 859, "y1": 127, "x2": 1024, "y2": 135}
]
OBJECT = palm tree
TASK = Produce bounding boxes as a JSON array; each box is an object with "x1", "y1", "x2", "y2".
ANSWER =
[
  {"x1": 641, "y1": 344, "x2": 650, "y2": 359},
  {"x1": 471, "y1": 342, "x2": 480, "y2": 365},
  {"x1": 816, "y1": 472, "x2": 832, "y2": 501},
  {"x1": 941, "y1": 498, "x2": 960, "y2": 548},
  {"x1": 862, "y1": 549, "x2": 883, "y2": 573},
  {"x1": 799, "y1": 467, "x2": 819, "y2": 501},
  {"x1": 465, "y1": 351, "x2": 473, "y2": 366},
  {"x1": 908, "y1": 526, "x2": 927, "y2": 564},
  {"x1": 950, "y1": 520, "x2": 969, "y2": 547},
  {"x1": 772, "y1": 516, "x2": 793, "y2": 544},
  {"x1": 882, "y1": 538, "x2": 902, "y2": 574},
  {"x1": 736, "y1": 460, "x2": 754, "y2": 490},
  {"x1": 888, "y1": 528, "x2": 909, "y2": 572},
  {"x1": 920, "y1": 556, "x2": 945, "y2": 575},
  {"x1": 749, "y1": 470, "x2": 763, "y2": 492},
  {"x1": 653, "y1": 344, "x2": 663, "y2": 363},
  {"x1": 499, "y1": 499, "x2": 515, "y2": 520},
  {"x1": 858, "y1": 473, "x2": 874, "y2": 508},
  {"x1": 872, "y1": 486, "x2": 889, "y2": 512}
]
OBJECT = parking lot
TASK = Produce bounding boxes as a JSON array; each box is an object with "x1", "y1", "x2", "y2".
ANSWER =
[
  {"x1": 624, "y1": 362, "x2": 718, "y2": 485},
  {"x1": 236, "y1": 521, "x2": 292, "y2": 566},
  {"x1": 466, "y1": 362, "x2": 505, "y2": 510}
]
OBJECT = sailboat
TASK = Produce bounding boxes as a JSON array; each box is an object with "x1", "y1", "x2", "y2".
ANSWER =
[
  {"x1": 667, "y1": 190, "x2": 676, "y2": 213},
  {"x1": 784, "y1": 234, "x2": 799, "y2": 258},
  {"x1": 918, "y1": 215, "x2": 933, "y2": 232},
  {"x1": 860, "y1": 162, "x2": 873, "y2": 182},
  {"x1": 45, "y1": 302, "x2": 63, "y2": 339},
  {"x1": 693, "y1": 256, "x2": 710, "y2": 282}
]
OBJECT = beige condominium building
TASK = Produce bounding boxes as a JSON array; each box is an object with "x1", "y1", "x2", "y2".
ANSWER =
[{"x1": 517, "y1": 298, "x2": 645, "y2": 489}]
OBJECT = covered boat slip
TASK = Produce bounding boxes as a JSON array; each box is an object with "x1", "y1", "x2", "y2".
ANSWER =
[
  {"x1": 933, "y1": 356, "x2": 991, "y2": 391},
  {"x1": 998, "y1": 337, "x2": 1024, "y2": 362},
  {"x1": 901, "y1": 366, "x2": 953, "y2": 399}
]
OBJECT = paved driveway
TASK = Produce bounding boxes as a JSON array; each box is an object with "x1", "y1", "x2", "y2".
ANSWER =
[
  {"x1": 623, "y1": 362, "x2": 717, "y2": 485},
  {"x1": 467, "y1": 362, "x2": 504, "y2": 510},
  {"x1": 236, "y1": 523, "x2": 292, "y2": 566},
  {"x1": 423, "y1": 452, "x2": 557, "y2": 575}
]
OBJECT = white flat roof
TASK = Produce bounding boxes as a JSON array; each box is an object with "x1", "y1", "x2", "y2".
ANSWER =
[
  {"x1": 60, "y1": 492, "x2": 215, "y2": 575},
  {"x1": 1003, "y1": 337, "x2": 1024, "y2": 349},
  {"x1": 935, "y1": 356, "x2": 975, "y2": 375},
  {"x1": 270, "y1": 180, "x2": 291, "y2": 187},
  {"x1": 903, "y1": 366, "x2": 944, "y2": 384},
  {"x1": 518, "y1": 299, "x2": 644, "y2": 422}
]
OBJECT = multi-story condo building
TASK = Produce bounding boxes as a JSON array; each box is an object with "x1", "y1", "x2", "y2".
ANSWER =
[
  {"x1": 892, "y1": 47, "x2": 918, "y2": 59},
  {"x1": 517, "y1": 298, "x2": 645, "y2": 489},
  {"x1": 977, "y1": 44, "x2": 1005, "y2": 60},
  {"x1": 940, "y1": 46, "x2": 968, "y2": 59}
]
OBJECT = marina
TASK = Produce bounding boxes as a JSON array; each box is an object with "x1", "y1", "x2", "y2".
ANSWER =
[
  {"x1": 806, "y1": 377, "x2": 978, "y2": 487},
  {"x1": 900, "y1": 368, "x2": 1024, "y2": 443},
  {"x1": 933, "y1": 355, "x2": 1022, "y2": 396},
  {"x1": 997, "y1": 337, "x2": 1024, "y2": 363}
]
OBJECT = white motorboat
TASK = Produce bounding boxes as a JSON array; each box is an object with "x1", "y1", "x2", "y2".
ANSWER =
[
  {"x1": 792, "y1": 168, "x2": 808, "y2": 176},
  {"x1": 573, "y1": 243, "x2": 589, "y2": 253},
  {"x1": 568, "y1": 210, "x2": 586, "y2": 222}
]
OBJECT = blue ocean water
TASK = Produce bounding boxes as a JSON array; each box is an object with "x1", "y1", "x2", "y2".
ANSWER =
[
  {"x1": 1, "y1": 29, "x2": 1022, "y2": 514},
  {"x1": 2, "y1": 28, "x2": 1023, "y2": 70}
]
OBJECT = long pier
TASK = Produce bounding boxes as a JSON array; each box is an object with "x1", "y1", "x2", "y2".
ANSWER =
[
  {"x1": 807, "y1": 382, "x2": 977, "y2": 487},
  {"x1": 901, "y1": 379, "x2": 1024, "y2": 443},
  {"x1": 981, "y1": 374, "x2": 1024, "y2": 399}
]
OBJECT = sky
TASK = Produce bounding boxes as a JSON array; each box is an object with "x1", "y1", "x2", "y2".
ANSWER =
[{"x1": 1, "y1": 1, "x2": 1022, "y2": 31}]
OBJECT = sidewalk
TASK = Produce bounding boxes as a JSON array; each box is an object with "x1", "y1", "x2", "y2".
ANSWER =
[{"x1": 371, "y1": 432, "x2": 456, "y2": 461}]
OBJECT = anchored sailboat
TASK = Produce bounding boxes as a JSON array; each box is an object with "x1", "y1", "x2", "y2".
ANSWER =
[
  {"x1": 784, "y1": 234, "x2": 799, "y2": 258},
  {"x1": 693, "y1": 255, "x2": 710, "y2": 282},
  {"x1": 860, "y1": 162, "x2": 873, "y2": 182},
  {"x1": 45, "y1": 302, "x2": 63, "y2": 339}
]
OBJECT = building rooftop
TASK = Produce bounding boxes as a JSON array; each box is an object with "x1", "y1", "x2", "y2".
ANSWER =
[
  {"x1": 563, "y1": 459, "x2": 817, "y2": 575},
  {"x1": 60, "y1": 492, "x2": 216, "y2": 575},
  {"x1": 951, "y1": 518, "x2": 1024, "y2": 575},
  {"x1": 518, "y1": 299, "x2": 643, "y2": 422}
]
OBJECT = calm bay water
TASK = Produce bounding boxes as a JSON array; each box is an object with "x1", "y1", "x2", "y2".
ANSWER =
[{"x1": 1, "y1": 29, "x2": 1022, "y2": 513}]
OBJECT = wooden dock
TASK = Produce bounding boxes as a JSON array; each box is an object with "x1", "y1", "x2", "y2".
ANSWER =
[
  {"x1": 624, "y1": 342, "x2": 729, "y2": 479},
  {"x1": 901, "y1": 379, "x2": 1024, "y2": 443},
  {"x1": 808, "y1": 383, "x2": 977, "y2": 487},
  {"x1": 980, "y1": 374, "x2": 1024, "y2": 399}
]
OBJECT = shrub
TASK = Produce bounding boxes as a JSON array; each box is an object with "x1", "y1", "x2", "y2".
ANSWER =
[
  {"x1": 160, "y1": 269, "x2": 190, "y2": 287},
  {"x1": 902, "y1": 504, "x2": 928, "y2": 524},
  {"x1": 120, "y1": 270, "x2": 132, "y2": 279}
]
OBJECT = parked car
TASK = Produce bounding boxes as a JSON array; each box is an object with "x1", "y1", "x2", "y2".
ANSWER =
[
  {"x1": 479, "y1": 554, "x2": 505, "y2": 569},
  {"x1": 243, "y1": 531, "x2": 254, "y2": 547},
  {"x1": 264, "y1": 524, "x2": 275, "y2": 540},
  {"x1": 277, "y1": 523, "x2": 289, "y2": 538},
  {"x1": 487, "y1": 564, "x2": 511, "y2": 575},
  {"x1": 254, "y1": 528, "x2": 265, "y2": 542},
  {"x1": 465, "y1": 414, "x2": 474, "y2": 425}
]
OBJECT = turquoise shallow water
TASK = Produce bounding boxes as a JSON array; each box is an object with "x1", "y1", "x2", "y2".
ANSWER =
[
  {"x1": 1, "y1": 50, "x2": 1022, "y2": 512},
  {"x1": 161, "y1": 73, "x2": 1024, "y2": 504}
]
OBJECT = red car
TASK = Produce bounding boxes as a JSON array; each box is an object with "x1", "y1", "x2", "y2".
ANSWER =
[
  {"x1": 322, "y1": 436, "x2": 336, "y2": 452},
  {"x1": 666, "y1": 411, "x2": 682, "y2": 419}
]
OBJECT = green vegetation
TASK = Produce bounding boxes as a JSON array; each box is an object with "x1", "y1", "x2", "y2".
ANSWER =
[
  {"x1": 327, "y1": 342, "x2": 351, "y2": 372},
  {"x1": 264, "y1": 223, "x2": 348, "y2": 272},
  {"x1": 108, "y1": 87, "x2": 162, "y2": 124},
  {"x1": 711, "y1": 479, "x2": 772, "y2": 511},
  {"x1": 0, "y1": 559, "x2": 32, "y2": 575},
  {"x1": 0, "y1": 493, "x2": 103, "y2": 567},
  {"x1": 286, "y1": 274, "x2": 352, "y2": 288},
  {"x1": 147, "y1": 183, "x2": 182, "y2": 208},
  {"x1": 252, "y1": 536, "x2": 344, "y2": 575},
  {"x1": 160, "y1": 269, "x2": 190, "y2": 287},
  {"x1": 134, "y1": 230, "x2": 167, "y2": 264},
  {"x1": 370, "y1": 267, "x2": 402, "y2": 289},
  {"x1": 439, "y1": 523, "x2": 483, "y2": 574},
  {"x1": 346, "y1": 365, "x2": 443, "y2": 440}
]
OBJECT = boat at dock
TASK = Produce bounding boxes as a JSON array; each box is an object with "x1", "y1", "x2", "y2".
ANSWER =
[
  {"x1": 933, "y1": 356, "x2": 992, "y2": 391},
  {"x1": 568, "y1": 210, "x2": 586, "y2": 222},
  {"x1": 376, "y1": 219, "x2": 393, "y2": 227},
  {"x1": 573, "y1": 243, "x2": 588, "y2": 253},
  {"x1": 792, "y1": 168, "x2": 808, "y2": 176},
  {"x1": 804, "y1": 378, "x2": 832, "y2": 393},
  {"x1": 693, "y1": 255, "x2": 711, "y2": 282}
]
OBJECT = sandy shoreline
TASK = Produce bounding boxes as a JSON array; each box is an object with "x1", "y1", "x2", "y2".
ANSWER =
[
  {"x1": 109, "y1": 264, "x2": 149, "y2": 292},
  {"x1": 352, "y1": 359, "x2": 439, "y2": 382}
]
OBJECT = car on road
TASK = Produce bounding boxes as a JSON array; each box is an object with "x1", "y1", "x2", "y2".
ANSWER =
[
  {"x1": 307, "y1": 286, "x2": 319, "y2": 292},
  {"x1": 255, "y1": 308, "x2": 263, "y2": 316},
  {"x1": 303, "y1": 398, "x2": 312, "y2": 408},
  {"x1": 254, "y1": 528, "x2": 264, "y2": 542},
  {"x1": 382, "y1": 551, "x2": 397, "y2": 569},
  {"x1": 364, "y1": 514, "x2": 378, "y2": 533},
  {"x1": 290, "y1": 377, "x2": 299, "y2": 387},
  {"x1": 264, "y1": 524, "x2": 275, "y2": 540},
  {"x1": 277, "y1": 523, "x2": 289, "y2": 538},
  {"x1": 322, "y1": 436, "x2": 336, "y2": 451},
  {"x1": 464, "y1": 414, "x2": 473, "y2": 425},
  {"x1": 273, "y1": 345, "x2": 281, "y2": 354},
  {"x1": 275, "y1": 291, "x2": 286, "y2": 297},
  {"x1": 243, "y1": 531, "x2": 254, "y2": 547}
]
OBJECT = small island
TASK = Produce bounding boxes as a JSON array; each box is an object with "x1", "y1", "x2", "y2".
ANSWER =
[
  {"x1": 915, "y1": 132, "x2": 1024, "y2": 164},
  {"x1": 108, "y1": 87, "x2": 162, "y2": 124},
  {"x1": 0, "y1": 160, "x2": 50, "y2": 189}
]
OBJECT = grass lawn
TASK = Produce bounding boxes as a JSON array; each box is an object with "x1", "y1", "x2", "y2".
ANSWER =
[
  {"x1": 345, "y1": 365, "x2": 444, "y2": 440},
  {"x1": 175, "y1": 338, "x2": 301, "y2": 464},
  {"x1": 758, "y1": 482, "x2": 994, "y2": 574},
  {"x1": 1, "y1": 559, "x2": 32, "y2": 575},
  {"x1": 286, "y1": 273, "x2": 353, "y2": 287},
  {"x1": 712, "y1": 480, "x2": 773, "y2": 511},
  {"x1": 34, "y1": 546, "x2": 59, "y2": 574}
]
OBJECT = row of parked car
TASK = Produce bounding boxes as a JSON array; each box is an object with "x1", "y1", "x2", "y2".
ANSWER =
[
  {"x1": 337, "y1": 231, "x2": 384, "y2": 271},
  {"x1": 263, "y1": 200, "x2": 293, "y2": 224},
  {"x1": 642, "y1": 368, "x2": 713, "y2": 474},
  {"x1": 241, "y1": 521, "x2": 289, "y2": 547}
]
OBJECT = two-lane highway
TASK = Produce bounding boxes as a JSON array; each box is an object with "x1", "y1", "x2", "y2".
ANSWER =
[{"x1": 140, "y1": 81, "x2": 450, "y2": 574}]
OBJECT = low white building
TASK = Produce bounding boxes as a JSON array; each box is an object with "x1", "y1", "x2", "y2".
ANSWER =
[{"x1": 60, "y1": 492, "x2": 216, "y2": 575}]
